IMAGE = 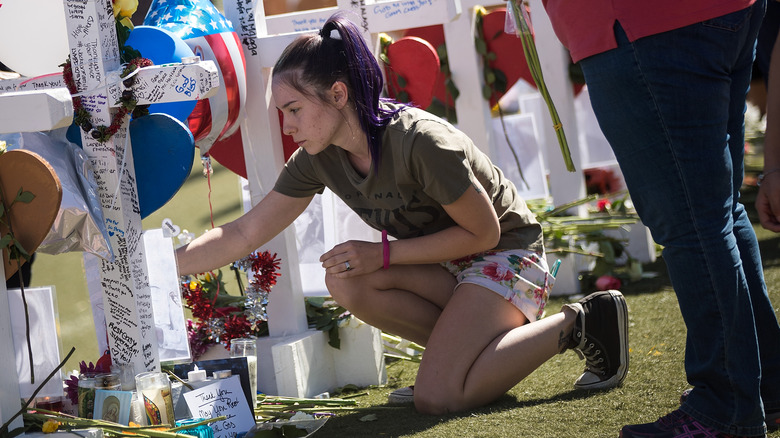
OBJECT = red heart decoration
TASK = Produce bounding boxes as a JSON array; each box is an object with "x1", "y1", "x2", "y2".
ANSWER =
[
  {"x1": 403, "y1": 25, "x2": 454, "y2": 111},
  {"x1": 384, "y1": 36, "x2": 440, "y2": 110},
  {"x1": 206, "y1": 129, "x2": 248, "y2": 179},
  {"x1": 0, "y1": 149, "x2": 62, "y2": 280}
]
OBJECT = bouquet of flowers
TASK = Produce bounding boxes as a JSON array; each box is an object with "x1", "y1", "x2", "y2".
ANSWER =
[{"x1": 180, "y1": 251, "x2": 281, "y2": 359}]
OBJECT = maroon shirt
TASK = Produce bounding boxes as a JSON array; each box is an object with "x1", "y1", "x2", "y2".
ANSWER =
[{"x1": 542, "y1": 0, "x2": 755, "y2": 63}]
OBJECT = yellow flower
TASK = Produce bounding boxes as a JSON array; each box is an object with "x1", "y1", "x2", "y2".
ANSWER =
[
  {"x1": 204, "y1": 272, "x2": 212, "y2": 282},
  {"x1": 0, "y1": 140, "x2": 6, "y2": 155},
  {"x1": 113, "y1": 0, "x2": 138, "y2": 18},
  {"x1": 42, "y1": 419, "x2": 60, "y2": 433},
  {"x1": 189, "y1": 280, "x2": 201, "y2": 291},
  {"x1": 379, "y1": 33, "x2": 393, "y2": 49}
]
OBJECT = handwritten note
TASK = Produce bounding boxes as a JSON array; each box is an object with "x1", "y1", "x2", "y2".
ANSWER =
[{"x1": 183, "y1": 376, "x2": 255, "y2": 438}]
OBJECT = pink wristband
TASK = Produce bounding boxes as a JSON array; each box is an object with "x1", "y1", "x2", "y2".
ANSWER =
[{"x1": 382, "y1": 230, "x2": 389, "y2": 270}]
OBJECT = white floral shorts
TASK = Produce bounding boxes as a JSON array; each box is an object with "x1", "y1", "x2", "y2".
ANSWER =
[{"x1": 441, "y1": 249, "x2": 553, "y2": 322}]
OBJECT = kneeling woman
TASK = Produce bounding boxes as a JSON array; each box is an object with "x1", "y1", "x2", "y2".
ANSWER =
[{"x1": 175, "y1": 12, "x2": 629, "y2": 414}]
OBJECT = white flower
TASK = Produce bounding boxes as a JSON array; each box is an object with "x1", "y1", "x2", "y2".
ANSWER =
[
  {"x1": 289, "y1": 411, "x2": 315, "y2": 421},
  {"x1": 177, "y1": 229, "x2": 196, "y2": 246}
]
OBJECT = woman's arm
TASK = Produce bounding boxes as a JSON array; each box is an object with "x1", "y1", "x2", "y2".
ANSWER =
[
  {"x1": 391, "y1": 183, "x2": 501, "y2": 264},
  {"x1": 176, "y1": 190, "x2": 313, "y2": 275},
  {"x1": 320, "y1": 183, "x2": 501, "y2": 275}
]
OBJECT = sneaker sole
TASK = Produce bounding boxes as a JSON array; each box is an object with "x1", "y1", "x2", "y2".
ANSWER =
[
  {"x1": 387, "y1": 386, "x2": 415, "y2": 404},
  {"x1": 574, "y1": 290, "x2": 629, "y2": 390}
]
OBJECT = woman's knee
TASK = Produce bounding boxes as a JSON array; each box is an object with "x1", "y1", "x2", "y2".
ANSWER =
[
  {"x1": 413, "y1": 387, "x2": 463, "y2": 415},
  {"x1": 324, "y1": 274, "x2": 368, "y2": 310}
]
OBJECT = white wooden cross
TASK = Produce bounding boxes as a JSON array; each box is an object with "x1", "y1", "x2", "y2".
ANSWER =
[
  {"x1": 220, "y1": 0, "x2": 466, "y2": 398},
  {"x1": 0, "y1": 87, "x2": 73, "y2": 436},
  {"x1": 59, "y1": 0, "x2": 218, "y2": 377}
]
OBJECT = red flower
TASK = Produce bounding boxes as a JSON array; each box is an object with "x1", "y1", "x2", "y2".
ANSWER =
[
  {"x1": 249, "y1": 251, "x2": 281, "y2": 292},
  {"x1": 595, "y1": 275, "x2": 622, "y2": 291},
  {"x1": 597, "y1": 199, "x2": 611, "y2": 212},
  {"x1": 181, "y1": 252, "x2": 282, "y2": 359}
]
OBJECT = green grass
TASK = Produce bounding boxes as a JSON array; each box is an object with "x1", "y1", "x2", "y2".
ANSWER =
[
  {"x1": 26, "y1": 164, "x2": 780, "y2": 436},
  {"x1": 310, "y1": 187, "x2": 780, "y2": 437}
]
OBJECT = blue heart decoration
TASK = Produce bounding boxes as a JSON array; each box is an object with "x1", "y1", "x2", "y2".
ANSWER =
[
  {"x1": 130, "y1": 113, "x2": 195, "y2": 218},
  {"x1": 124, "y1": 25, "x2": 198, "y2": 123},
  {"x1": 65, "y1": 114, "x2": 195, "y2": 219}
]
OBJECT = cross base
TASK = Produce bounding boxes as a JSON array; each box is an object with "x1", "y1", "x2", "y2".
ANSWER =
[{"x1": 258, "y1": 325, "x2": 387, "y2": 398}]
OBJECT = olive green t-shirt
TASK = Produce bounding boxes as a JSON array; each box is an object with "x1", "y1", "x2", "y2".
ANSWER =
[{"x1": 273, "y1": 103, "x2": 544, "y2": 253}]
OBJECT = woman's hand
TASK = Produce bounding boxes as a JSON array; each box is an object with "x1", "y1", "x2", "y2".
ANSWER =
[{"x1": 320, "y1": 240, "x2": 383, "y2": 277}]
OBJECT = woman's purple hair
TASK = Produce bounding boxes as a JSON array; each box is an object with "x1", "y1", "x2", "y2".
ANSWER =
[{"x1": 272, "y1": 12, "x2": 403, "y2": 171}]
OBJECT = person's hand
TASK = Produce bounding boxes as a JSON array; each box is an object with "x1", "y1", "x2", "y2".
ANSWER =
[
  {"x1": 756, "y1": 172, "x2": 780, "y2": 232},
  {"x1": 320, "y1": 240, "x2": 383, "y2": 277}
]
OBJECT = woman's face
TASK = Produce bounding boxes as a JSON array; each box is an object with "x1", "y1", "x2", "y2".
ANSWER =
[{"x1": 272, "y1": 78, "x2": 345, "y2": 155}]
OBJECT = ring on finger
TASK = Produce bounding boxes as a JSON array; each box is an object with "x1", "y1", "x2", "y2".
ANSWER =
[{"x1": 344, "y1": 261, "x2": 352, "y2": 271}]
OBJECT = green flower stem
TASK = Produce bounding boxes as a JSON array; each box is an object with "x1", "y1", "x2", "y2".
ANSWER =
[
  {"x1": 509, "y1": 0, "x2": 575, "y2": 172},
  {"x1": 257, "y1": 395, "x2": 358, "y2": 407},
  {"x1": 23, "y1": 411, "x2": 201, "y2": 437},
  {"x1": 381, "y1": 332, "x2": 425, "y2": 353}
]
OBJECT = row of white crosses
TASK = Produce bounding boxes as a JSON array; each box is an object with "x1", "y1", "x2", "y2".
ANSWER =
[
  {"x1": 0, "y1": 0, "x2": 219, "y2": 433},
  {"x1": 214, "y1": 0, "x2": 602, "y2": 397}
]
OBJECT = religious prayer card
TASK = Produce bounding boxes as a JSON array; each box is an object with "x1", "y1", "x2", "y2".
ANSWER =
[
  {"x1": 182, "y1": 375, "x2": 256, "y2": 438},
  {"x1": 93, "y1": 389, "x2": 132, "y2": 425}
]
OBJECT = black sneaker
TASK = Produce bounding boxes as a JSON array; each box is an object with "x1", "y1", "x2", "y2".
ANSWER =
[
  {"x1": 563, "y1": 290, "x2": 629, "y2": 390},
  {"x1": 620, "y1": 409, "x2": 746, "y2": 437}
]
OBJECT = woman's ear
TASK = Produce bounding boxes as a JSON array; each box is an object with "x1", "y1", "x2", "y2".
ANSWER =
[{"x1": 330, "y1": 81, "x2": 349, "y2": 109}]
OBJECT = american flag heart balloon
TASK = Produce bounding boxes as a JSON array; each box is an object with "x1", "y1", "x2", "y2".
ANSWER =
[{"x1": 143, "y1": 0, "x2": 247, "y2": 154}]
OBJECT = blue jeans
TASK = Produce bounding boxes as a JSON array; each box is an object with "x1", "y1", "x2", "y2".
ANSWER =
[{"x1": 579, "y1": 2, "x2": 780, "y2": 435}]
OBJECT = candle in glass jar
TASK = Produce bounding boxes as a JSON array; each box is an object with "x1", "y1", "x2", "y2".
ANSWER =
[
  {"x1": 229, "y1": 338, "x2": 257, "y2": 410},
  {"x1": 35, "y1": 396, "x2": 63, "y2": 413},
  {"x1": 135, "y1": 372, "x2": 175, "y2": 426},
  {"x1": 77, "y1": 374, "x2": 96, "y2": 419}
]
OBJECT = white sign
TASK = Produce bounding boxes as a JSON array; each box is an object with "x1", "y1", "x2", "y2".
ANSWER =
[
  {"x1": 143, "y1": 229, "x2": 191, "y2": 362},
  {"x1": 7, "y1": 286, "x2": 64, "y2": 398},
  {"x1": 183, "y1": 376, "x2": 256, "y2": 438}
]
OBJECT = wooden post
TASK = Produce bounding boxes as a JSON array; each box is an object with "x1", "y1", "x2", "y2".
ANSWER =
[
  {"x1": 0, "y1": 263, "x2": 23, "y2": 433},
  {"x1": 0, "y1": 87, "x2": 73, "y2": 435}
]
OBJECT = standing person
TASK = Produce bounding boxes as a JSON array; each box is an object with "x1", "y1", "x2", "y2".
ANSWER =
[
  {"x1": 176, "y1": 12, "x2": 629, "y2": 414},
  {"x1": 542, "y1": 1, "x2": 780, "y2": 436}
]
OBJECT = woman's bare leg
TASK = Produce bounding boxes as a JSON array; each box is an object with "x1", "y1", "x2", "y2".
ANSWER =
[
  {"x1": 326, "y1": 265, "x2": 578, "y2": 414},
  {"x1": 324, "y1": 263, "x2": 458, "y2": 346},
  {"x1": 414, "y1": 283, "x2": 576, "y2": 414}
]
